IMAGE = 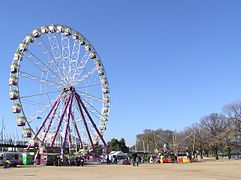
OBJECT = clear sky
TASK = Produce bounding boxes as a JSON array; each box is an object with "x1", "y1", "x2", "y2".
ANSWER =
[{"x1": 1, "y1": 0, "x2": 241, "y2": 146}]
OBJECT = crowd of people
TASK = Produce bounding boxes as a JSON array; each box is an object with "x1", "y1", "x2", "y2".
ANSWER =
[
  {"x1": 53, "y1": 155, "x2": 85, "y2": 166},
  {"x1": 50, "y1": 151, "x2": 200, "y2": 167},
  {"x1": 105, "y1": 153, "x2": 144, "y2": 166}
]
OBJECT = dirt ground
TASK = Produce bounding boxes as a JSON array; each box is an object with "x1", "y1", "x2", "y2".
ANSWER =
[{"x1": 0, "y1": 160, "x2": 241, "y2": 180}]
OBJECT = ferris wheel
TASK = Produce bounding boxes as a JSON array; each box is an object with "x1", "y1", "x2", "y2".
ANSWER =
[{"x1": 9, "y1": 24, "x2": 110, "y2": 151}]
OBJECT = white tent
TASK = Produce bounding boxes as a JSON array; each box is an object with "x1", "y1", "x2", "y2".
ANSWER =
[{"x1": 109, "y1": 151, "x2": 128, "y2": 159}]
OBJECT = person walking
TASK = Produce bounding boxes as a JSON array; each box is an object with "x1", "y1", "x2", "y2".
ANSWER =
[
  {"x1": 136, "y1": 156, "x2": 139, "y2": 166},
  {"x1": 132, "y1": 153, "x2": 137, "y2": 167},
  {"x1": 106, "y1": 154, "x2": 110, "y2": 164}
]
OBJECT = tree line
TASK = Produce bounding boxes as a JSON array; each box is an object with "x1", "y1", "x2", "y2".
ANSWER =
[{"x1": 133, "y1": 101, "x2": 241, "y2": 160}]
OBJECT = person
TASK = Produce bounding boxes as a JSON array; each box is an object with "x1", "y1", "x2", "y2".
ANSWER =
[
  {"x1": 113, "y1": 155, "x2": 117, "y2": 164},
  {"x1": 57, "y1": 157, "x2": 62, "y2": 166},
  {"x1": 54, "y1": 157, "x2": 58, "y2": 166},
  {"x1": 188, "y1": 152, "x2": 192, "y2": 163},
  {"x1": 174, "y1": 154, "x2": 178, "y2": 163},
  {"x1": 141, "y1": 156, "x2": 144, "y2": 164},
  {"x1": 80, "y1": 155, "x2": 84, "y2": 166},
  {"x1": 136, "y1": 156, "x2": 139, "y2": 166},
  {"x1": 132, "y1": 153, "x2": 137, "y2": 166},
  {"x1": 76, "y1": 156, "x2": 80, "y2": 166},
  {"x1": 106, "y1": 154, "x2": 110, "y2": 164},
  {"x1": 34, "y1": 153, "x2": 41, "y2": 165},
  {"x1": 197, "y1": 154, "x2": 201, "y2": 162},
  {"x1": 68, "y1": 158, "x2": 71, "y2": 166},
  {"x1": 70, "y1": 158, "x2": 75, "y2": 166},
  {"x1": 160, "y1": 154, "x2": 164, "y2": 164}
]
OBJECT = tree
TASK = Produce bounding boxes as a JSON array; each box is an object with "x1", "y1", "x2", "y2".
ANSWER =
[
  {"x1": 119, "y1": 138, "x2": 129, "y2": 153},
  {"x1": 223, "y1": 102, "x2": 241, "y2": 148},
  {"x1": 190, "y1": 123, "x2": 210, "y2": 158},
  {"x1": 177, "y1": 127, "x2": 196, "y2": 155},
  {"x1": 136, "y1": 129, "x2": 174, "y2": 153},
  {"x1": 142, "y1": 129, "x2": 156, "y2": 153},
  {"x1": 108, "y1": 138, "x2": 129, "y2": 153},
  {"x1": 222, "y1": 117, "x2": 235, "y2": 159},
  {"x1": 133, "y1": 103, "x2": 241, "y2": 160},
  {"x1": 200, "y1": 113, "x2": 225, "y2": 160},
  {"x1": 136, "y1": 129, "x2": 155, "y2": 153}
]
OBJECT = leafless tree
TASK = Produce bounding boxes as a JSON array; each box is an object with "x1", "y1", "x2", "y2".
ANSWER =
[
  {"x1": 134, "y1": 102, "x2": 241, "y2": 159},
  {"x1": 223, "y1": 102, "x2": 241, "y2": 149},
  {"x1": 200, "y1": 113, "x2": 225, "y2": 160}
]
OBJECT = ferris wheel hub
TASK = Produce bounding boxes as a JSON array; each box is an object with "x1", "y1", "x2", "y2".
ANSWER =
[{"x1": 63, "y1": 86, "x2": 75, "y2": 93}]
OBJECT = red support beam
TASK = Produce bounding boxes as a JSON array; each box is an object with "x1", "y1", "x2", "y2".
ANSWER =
[
  {"x1": 71, "y1": 112, "x2": 83, "y2": 149},
  {"x1": 76, "y1": 93, "x2": 107, "y2": 147},
  {"x1": 75, "y1": 93, "x2": 94, "y2": 148},
  {"x1": 51, "y1": 95, "x2": 72, "y2": 147}
]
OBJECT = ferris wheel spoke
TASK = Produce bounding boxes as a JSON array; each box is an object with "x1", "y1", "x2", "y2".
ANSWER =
[
  {"x1": 73, "y1": 66, "x2": 92, "y2": 86},
  {"x1": 24, "y1": 50, "x2": 67, "y2": 86},
  {"x1": 24, "y1": 51, "x2": 48, "y2": 72},
  {"x1": 60, "y1": 34, "x2": 72, "y2": 84},
  {"x1": 73, "y1": 102, "x2": 89, "y2": 123},
  {"x1": 71, "y1": 40, "x2": 81, "y2": 68},
  {"x1": 28, "y1": 103, "x2": 52, "y2": 123},
  {"x1": 75, "y1": 83, "x2": 101, "y2": 90},
  {"x1": 77, "y1": 66, "x2": 100, "y2": 90},
  {"x1": 39, "y1": 34, "x2": 68, "y2": 80},
  {"x1": 80, "y1": 97, "x2": 103, "y2": 118},
  {"x1": 72, "y1": 52, "x2": 91, "y2": 84},
  {"x1": 21, "y1": 99, "x2": 49, "y2": 106},
  {"x1": 77, "y1": 91, "x2": 103, "y2": 103},
  {"x1": 87, "y1": 126, "x2": 98, "y2": 140},
  {"x1": 47, "y1": 33, "x2": 62, "y2": 59},
  {"x1": 35, "y1": 37, "x2": 67, "y2": 83},
  {"x1": 20, "y1": 90, "x2": 61, "y2": 99},
  {"x1": 19, "y1": 71, "x2": 63, "y2": 88},
  {"x1": 24, "y1": 51, "x2": 57, "y2": 83},
  {"x1": 73, "y1": 67, "x2": 98, "y2": 85},
  {"x1": 69, "y1": 39, "x2": 81, "y2": 85},
  {"x1": 85, "y1": 105, "x2": 103, "y2": 119}
]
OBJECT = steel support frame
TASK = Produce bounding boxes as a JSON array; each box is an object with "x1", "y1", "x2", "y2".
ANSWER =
[
  {"x1": 51, "y1": 93, "x2": 72, "y2": 147},
  {"x1": 71, "y1": 112, "x2": 83, "y2": 148},
  {"x1": 62, "y1": 92, "x2": 74, "y2": 151},
  {"x1": 75, "y1": 93, "x2": 107, "y2": 148},
  {"x1": 75, "y1": 92, "x2": 94, "y2": 148},
  {"x1": 29, "y1": 88, "x2": 107, "y2": 157},
  {"x1": 40, "y1": 99, "x2": 61, "y2": 146}
]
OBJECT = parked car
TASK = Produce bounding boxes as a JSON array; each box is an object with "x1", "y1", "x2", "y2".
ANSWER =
[{"x1": 0, "y1": 152, "x2": 22, "y2": 167}]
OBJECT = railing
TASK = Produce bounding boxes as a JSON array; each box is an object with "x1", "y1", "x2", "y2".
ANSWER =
[{"x1": 0, "y1": 139, "x2": 28, "y2": 146}]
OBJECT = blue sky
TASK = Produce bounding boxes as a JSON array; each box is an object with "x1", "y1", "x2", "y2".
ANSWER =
[{"x1": 1, "y1": 0, "x2": 241, "y2": 146}]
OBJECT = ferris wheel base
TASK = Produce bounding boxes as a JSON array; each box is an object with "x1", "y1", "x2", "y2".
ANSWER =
[{"x1": 25, "y1": 89, "x2": 107, "y2": 152}]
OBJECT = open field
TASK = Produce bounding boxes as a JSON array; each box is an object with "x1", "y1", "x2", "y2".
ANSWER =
[{"x1": 0, "y1": 160, "x2": 241, "y2": 180}]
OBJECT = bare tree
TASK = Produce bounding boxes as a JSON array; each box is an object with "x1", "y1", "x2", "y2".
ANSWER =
[
  {"x1": 189, "y1": 123, "x2": 210, "y2": 158},
  {"x1": 136, "y1": 129, "x2": 175, "y2": 153},
  {"x1": 200, "y1": 113, "x2": 225, "y2": 160},
  {"x1": 133, "y1": 102, "x2": 241, "y2": 160},
  {"x1": 223, "y1": 102, "x2": 241, "y2": 149}
]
